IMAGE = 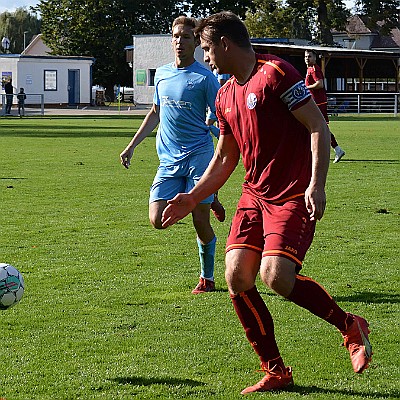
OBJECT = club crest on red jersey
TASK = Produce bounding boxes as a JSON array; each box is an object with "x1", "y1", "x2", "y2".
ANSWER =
[{"x1": 247, "y1": 93, "x2": 257, "y2": 109}]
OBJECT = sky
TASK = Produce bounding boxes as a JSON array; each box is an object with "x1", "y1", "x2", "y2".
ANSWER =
[
  {"x1": 0, "y1": 0, "x2": 357, "y2": 14},
  {"x1": 0, "y1": 0, "x2": 38, "y2": 13}
]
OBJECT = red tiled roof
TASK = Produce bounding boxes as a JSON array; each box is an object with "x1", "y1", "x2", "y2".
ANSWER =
[{"x1": 346, "y1": 15, "x2": 372, "y2": 34}]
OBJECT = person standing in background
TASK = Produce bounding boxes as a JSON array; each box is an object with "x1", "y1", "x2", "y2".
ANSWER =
[
  {"x1": 4, "y1": 79, "x2": 14, "y2": 115},
  {"x1": 17, "y1": 88, "x2": 27, "y2": 117},
  {"x1": 305, "y1": 49, "x2": 346, "y2": 163}
]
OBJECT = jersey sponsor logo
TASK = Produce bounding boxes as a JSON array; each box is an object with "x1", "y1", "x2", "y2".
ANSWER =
[
  {"x1": 280, "y1": 81, "x2": 310, "y2": 110},
  {"x1": 225, "y1": 107, "x2": 231, "y2": 113},
  {"x1": 247, "y1": 93, "x2": 257, "y2": 109},
  {"x1": 161, "y1": 96, "x2": 192, "y2": 110}
]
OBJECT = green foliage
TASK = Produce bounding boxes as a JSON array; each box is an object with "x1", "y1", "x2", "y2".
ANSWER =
[
  {"x1": 0, "y1": 114, "x2": 399, "y2": 399},
  {"x1": 355, "y1": 0, "x2": 400, "y2": 34},
  {"x1": 35, "y1": 0, "x2": 183, "y2": 94},
  {"x1": 0, "y1": 7, "x2": 41, "y2": 53},
  {"x1": 189, "y1": 0, "x2": 254, "y2": 19},
  {"x1": 245, "y1": 0, "x2": 296, "y2": 39},
  {"x1": 246, "y1": 0, "x2": 349, "y2": 45}
]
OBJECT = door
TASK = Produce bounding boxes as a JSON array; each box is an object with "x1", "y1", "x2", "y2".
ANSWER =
[{"x1": 68, "y1": 69, "x2": 80, "y2": 105}]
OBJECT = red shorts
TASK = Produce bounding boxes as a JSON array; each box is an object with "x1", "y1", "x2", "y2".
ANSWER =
[
  {"x1": 226, "y1": 191, "x2": 316, "y2": 269},
  {"x1": 317, "y1": 102, "x2": 329, "y2": 124}
]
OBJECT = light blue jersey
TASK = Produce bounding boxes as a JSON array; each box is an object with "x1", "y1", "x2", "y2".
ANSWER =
[
  {"x1": 153, "y1": 61, "x2": 220, "y2": 164},
  {"x1": 213, "y1": 69, "x2": 231, "y2": 83}
]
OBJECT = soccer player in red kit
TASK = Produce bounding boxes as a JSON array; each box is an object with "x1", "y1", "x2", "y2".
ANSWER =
[
  {"x1": 305, "y1": 49, "x2": 346, "y2": 163},
  {"x1": 162, "y1": 12, "x2": 372, "y2": 394}
]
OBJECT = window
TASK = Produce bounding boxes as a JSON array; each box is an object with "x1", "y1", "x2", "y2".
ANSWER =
[
  {"x1": 44, "y1": 70, "x2": 57, "y2": 91},
  {"x1": 149, "y1": 69, "x2": 156, "y2": 86}
]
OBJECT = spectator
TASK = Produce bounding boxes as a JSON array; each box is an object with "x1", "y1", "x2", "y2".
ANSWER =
[
  {"x1": 17, "y1": 88, "x2": 27, "y2": 117},
  {"x1": 4, "y1": 79, "x2": 14, "y2": 115}
]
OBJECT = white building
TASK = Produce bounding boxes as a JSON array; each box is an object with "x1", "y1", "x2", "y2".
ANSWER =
[
  {"x1": 1, "y1": 34, "x2": 94, "y2": 109},
  {"x1": 127, "y1": 34, "x2": 209, "y2": 104}
]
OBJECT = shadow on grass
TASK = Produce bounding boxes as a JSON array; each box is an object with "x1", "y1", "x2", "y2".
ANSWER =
[
  {"x1": 330, "y1": 159, "x2": 399, "y2": 164},
  {"x1": 335, "y1": 291, "x2": 400, "y2": 304},
  {"x1": 290, "y1": 384, "x2": 399, "y2": 399},
  {"x1": 0, "y1": 124, "x2": 144, "y2": 138},
  {"x1": 1, "y1": 114, "x2": 144, "y2": 120},
  {"x1": 111, "y1": 376, "x2": 204, "y2": 388},
  {"x1": 109, "y1": 378, "x2": 398, "y2": 398},
  {"x1": 330, "y1": 115, "x2": 400, "y2": 122}
]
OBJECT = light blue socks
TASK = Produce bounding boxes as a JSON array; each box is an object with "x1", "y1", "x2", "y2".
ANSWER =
[{"x1": 197, "y1": 236, "x2": 217, "y2": 280}]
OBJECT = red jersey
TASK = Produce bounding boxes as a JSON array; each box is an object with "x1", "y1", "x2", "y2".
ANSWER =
[
  {"x1": 216, "y1": 53, "x2": 312, "y2": 202},
  {"x1": 305, "y1": 64, "x2": 327, "y2": 106}
]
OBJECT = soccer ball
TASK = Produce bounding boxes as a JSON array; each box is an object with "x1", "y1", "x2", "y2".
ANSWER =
[{"x1": 0, "y1": 263, "x2": 25, "y2": 310}]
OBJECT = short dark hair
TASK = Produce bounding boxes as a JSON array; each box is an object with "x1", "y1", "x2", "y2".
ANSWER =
[
  {"x1": 195, "y1": 11, "x2": 251, "y2": 49},
  {"x1": 305, "y1": 49, "x2": 318, "y2": 57}
]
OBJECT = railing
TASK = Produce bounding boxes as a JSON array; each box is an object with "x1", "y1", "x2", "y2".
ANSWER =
[
  {"x1": 1, "y1": 93, "x2": 45, "y2": 116},
  {"x1": 327, "y1": 92, "x2": 399, "y2": 116}
]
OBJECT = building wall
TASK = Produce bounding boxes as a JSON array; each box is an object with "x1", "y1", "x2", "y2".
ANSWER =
[
  {"x1": 18, "y1": 57, "x2": 92, "y2": 105},
  {"x1": 133, "y1": 34, "x2": 210, "y2": 104},
  {"x1": 333, "y1": 33, "x2": 377, "y2": 49},
  {"x1": 1, "y1": 56, "x2": 93, "y2": 106},
  {"x1": 0, "y1": 58, "x2": 17, "y2": 89}
]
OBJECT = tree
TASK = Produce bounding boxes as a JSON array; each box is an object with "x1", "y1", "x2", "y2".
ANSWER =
[
  {"x1": 245, "y1": 0, "x2": 296, "y2": 39},
  {"x1": 35, "y1": 0, "x2": 183, "y2": 98},
  {"x1": 245, "y1": 0, "x2": 349, "y2": 45},
  {"x1": 355, "y1": 0, "x2": 400, "y2": 35},
  {"x1": 0, "y1": 7, "x2": 41, "y2": 53},
  {"x1": 286, "y1": 0, "x2": 349, "y2": 45},
  {"x1": 189, "y1": 0, "x2": 254, "y2": 19}
]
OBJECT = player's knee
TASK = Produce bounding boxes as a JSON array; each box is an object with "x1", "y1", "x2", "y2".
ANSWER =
[
  {"x1": 192, "y1": 208, "x2": 210, "y2": 228},
  {"x1": 149, "y1": 213, "x2": 164, "y2": 229},
  {"x1": 260, "y1": 257, "x2": 296, "y2": 297},
  {"x1": 225, "y1": 255, "x2": 256, "y2": 294}
]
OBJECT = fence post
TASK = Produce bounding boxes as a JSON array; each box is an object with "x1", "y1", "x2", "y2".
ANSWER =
[
  {"x1": 395, "y1": 94, "x2": 398, "y2": 117},
  {"x1": 357, "y1": 94, "x2": 361, "y2": 114},
  {"x1": 1, "y1": 94, "x2": 5, "y2": 116},
  {"x1": 41, "y1": 94, "x2": 44, "y2": 116}
]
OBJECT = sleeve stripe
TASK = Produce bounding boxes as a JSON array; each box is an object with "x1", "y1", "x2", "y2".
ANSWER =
[{"x1": 258, "y1": 59, "x2": 285, "y2": 76}]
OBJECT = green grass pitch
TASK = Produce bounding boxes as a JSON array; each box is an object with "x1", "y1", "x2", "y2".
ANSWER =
[{"x1": 0, "y1": 114, "x2": 399, "y2": 399}]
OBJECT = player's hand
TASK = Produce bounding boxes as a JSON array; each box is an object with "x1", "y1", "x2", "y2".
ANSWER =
[
  {"x1": 305, "y1": 185, "x2": 326, "y2": 221},
  {"x1": 162, "y1": 193, "x2": 197, "y2": 228},
  {"x1": 120, "y1": 146, "x2": 134, "y2": 169}
]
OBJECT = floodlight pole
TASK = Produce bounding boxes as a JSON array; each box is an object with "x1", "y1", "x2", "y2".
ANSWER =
[{"x1": 23, "y1": 31, "x2": 29, "y2": 51}]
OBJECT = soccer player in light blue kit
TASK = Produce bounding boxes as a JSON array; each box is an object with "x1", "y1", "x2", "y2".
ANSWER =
[{"x1": 120, "y1": 16, "x2": 221, "y2": 294}]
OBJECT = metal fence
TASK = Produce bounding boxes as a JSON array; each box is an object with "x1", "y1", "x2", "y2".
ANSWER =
[
  {"x1": 327, "y1": 92, "x2": 399, "y2": 116},
  {"x1": 1, "y1": 93, "x2": 45, "y2": 116}
]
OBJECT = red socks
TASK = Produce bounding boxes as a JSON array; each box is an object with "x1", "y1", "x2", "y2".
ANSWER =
[
  {"x1": 287, "y1": 274, "x2": 352, "y2": 331},
  {"x1": 331, "y1": 133, "x2": 339, "y2": 148},
  {"x1": 230, "y1": 277, "x2": 352, "y2": 370},
  {"x1": 231, "y1": 286, "x2": 284, "y2": 369}
]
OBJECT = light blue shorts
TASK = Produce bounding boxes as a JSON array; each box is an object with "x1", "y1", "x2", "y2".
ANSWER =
[{"x1": 149, "y1": 150, "x2": 214, "y2": 204}]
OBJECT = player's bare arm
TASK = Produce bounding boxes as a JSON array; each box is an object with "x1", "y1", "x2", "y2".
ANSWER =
[
  {"x1": 306, "y1": 79, "x2": 324, "y2": 90},
  {"x1": 161, "y1": 134, "x2": 240, "y2": 227},
  {"x1": 291, "y1": 99, "x2": 330, "y2": 221},
  {"x1": 120, "y1": 104, "x2": 160, "y2": 169}
]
